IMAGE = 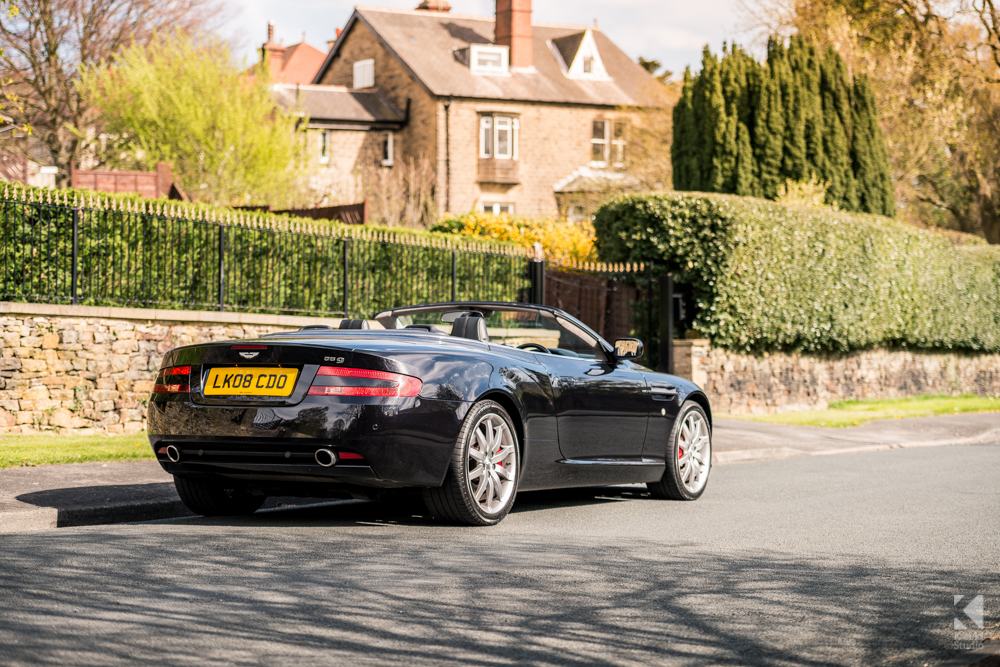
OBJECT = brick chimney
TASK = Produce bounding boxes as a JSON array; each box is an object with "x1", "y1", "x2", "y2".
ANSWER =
[
  {"x1": 496, "y1": 0, "x2": 532, "y2": 69},
  {"x1": 415, "y1": 0, "x2": 451, "y2": 11},
  {"x1": 261, "y1": 21, "x2": 286, "y2": 82}
]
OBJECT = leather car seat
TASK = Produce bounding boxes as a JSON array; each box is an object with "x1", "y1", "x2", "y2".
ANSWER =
[
  {"x1": 338, "y1": 319, "x2": 370, "y2": 330},
  {"x1": 450, "y1": 315, "x2": 489, "y2": 342}
]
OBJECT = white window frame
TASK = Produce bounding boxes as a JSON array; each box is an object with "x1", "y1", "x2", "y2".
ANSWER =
[
  {"x1": 591, "y1": 119, "x2": 609, "y2": 167},
  {"x1": 470, "y1": 44, "x2": 509, "y2": 76},
  {"x1": 479, "y1": 116, "x2": 493, "y2": 159},
  {"x1": 612, "y1": 120, "x2": 628, "y2": 167},
  {"x1": 482, "y1": 202, "x2": 514, "y2": 215},
  {"x1": 480, "y1": 114, "x2": 519, "y2": 160},
  {"x1": 494, "y1": 116, "x2": 512, "y2": 160},
  {"x1": 382, "y1": 132, "x2": 394, "y2": 167},
  {"x1": 319, "y1": 131, "x2": 330, "y2": 164},
  {"x1": 353, "y1": 58, "x2": 374, "y2": 88}
]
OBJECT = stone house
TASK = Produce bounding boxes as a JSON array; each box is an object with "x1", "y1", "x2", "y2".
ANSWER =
[{"x1": 296, "y1": 0, "x2": 659, "y2": 218}]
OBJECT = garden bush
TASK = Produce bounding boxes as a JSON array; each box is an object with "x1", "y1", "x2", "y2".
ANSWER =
[
  {"x1": 594, "y1": 192, "x2": 1000, "y2": 352},
  {"x1": 432, "y1": 212, "x2": 597, "y2": 264}
]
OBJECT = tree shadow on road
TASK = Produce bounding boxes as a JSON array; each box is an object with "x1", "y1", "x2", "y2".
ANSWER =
[{"x1": 0, "y1": 496, "x2": 990, "y2": 667}]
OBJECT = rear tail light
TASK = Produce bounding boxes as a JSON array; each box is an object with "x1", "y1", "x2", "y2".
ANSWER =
[
  {"x1": 308, "y1": 366, "x2": 422, "y2": 398},
  {"x1": 154, "y1": 365, "x2": 191, "y2": 394}
]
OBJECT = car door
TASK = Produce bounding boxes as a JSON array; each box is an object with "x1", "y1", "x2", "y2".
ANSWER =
[
  {"x1": 530, "y1": 315, "x2": 648, "y2": 460},
  {"x1": 542, "y1": 355, "x2": 649, "y2": 459}
]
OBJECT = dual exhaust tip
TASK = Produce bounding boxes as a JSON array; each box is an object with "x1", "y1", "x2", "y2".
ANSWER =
[{"x1": 163, "y1": 445, "x2": 338, "y2": 468}]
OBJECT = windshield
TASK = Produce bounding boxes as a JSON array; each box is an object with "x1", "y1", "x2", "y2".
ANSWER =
[{"x1": 387, "y1": 307, "x2": 603, "y2": 359}]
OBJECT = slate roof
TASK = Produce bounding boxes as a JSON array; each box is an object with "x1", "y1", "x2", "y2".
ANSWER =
[
  {"x1": 273, "y1": 84, "x2": 406, "y2": 127},
  {"x1": 313, "y1": 7, "x2": 660, "y2": 107}
]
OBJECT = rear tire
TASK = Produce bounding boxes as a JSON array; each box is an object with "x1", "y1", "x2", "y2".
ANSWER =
[
  {"x1": 174, "y1": 476, "x2": 266, "y2": 517},
  {"x1": 423, "y1": 400, "x2": 520, "y2": 526},
  {"x1": 647, "y1": 402, "x2": 712, "y2": 501}
]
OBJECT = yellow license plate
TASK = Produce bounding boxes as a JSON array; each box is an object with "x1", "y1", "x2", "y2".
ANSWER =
[{"x1": 204, "y1": 368, "x2": 299, "y2": 397}]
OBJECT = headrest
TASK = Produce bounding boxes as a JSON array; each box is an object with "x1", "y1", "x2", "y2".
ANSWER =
[
  {"x1": 338, "y1": 319, "x2": 370, "y2": 330},
  {"x1": 450, "y1": 315, "x2": 489, "y2": 343}
]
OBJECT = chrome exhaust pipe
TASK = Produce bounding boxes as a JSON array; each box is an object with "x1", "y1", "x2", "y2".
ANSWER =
[
  {"x1": 314, "y1": 449, "x2": 337, "y2": 468},
  {"x1": 165, "y1": 445, "x2": 181, "y2": 463}
]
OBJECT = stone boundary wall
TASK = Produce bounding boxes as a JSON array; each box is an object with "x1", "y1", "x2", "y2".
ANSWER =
[
  {"x1": 0, "y1": 303, "x2": 349, "y2": 435},
  {"x1": 675, "y1": 340, "x2": 1000, "y2": 415}
]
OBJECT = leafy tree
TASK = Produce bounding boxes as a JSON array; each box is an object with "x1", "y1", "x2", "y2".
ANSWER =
[
  {"x1": 738, "y1": 0, "x2": 998, "y2": 241},
  {"x1": 0, "y1": 0, "x2": 223, "y2": 183},
  {"x1": 79, "y1": 32, "x2": 308, "y2": 208},
  {"x1": 637, "y1": 56, "x2": 673, "y2": 83}
]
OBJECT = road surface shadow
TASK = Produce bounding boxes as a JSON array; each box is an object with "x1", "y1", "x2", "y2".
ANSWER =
[{"x1": 0, "y1": 527, "x2": 986, "y2": 666}]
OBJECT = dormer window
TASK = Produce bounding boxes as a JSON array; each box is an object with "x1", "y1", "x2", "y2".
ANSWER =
[
  {"x1": 550, "y1": 30, "x2": 611, "y2": 80},
  {"x1": 470, "y1": 44, "x2": 509, "y2": 75}
]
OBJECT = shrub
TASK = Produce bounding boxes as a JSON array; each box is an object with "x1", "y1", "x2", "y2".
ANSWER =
[
  {"x1": 432, "y1": 212, "x2": 596, "y2": 263},
  {"x1": 594, "y1": 192, "x2": 1000, "y2": 352}
]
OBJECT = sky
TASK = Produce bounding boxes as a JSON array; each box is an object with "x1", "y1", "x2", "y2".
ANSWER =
[{"x1": 230, "y1": 0, "x2": 743, "y2": 78}]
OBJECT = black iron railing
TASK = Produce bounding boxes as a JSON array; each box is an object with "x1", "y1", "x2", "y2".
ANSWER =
[{"x1": 1, "y1": 187, "x2": 530, "y2": 317}]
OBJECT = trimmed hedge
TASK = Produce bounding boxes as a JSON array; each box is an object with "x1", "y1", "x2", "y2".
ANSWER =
[{"x1": 594, "y1": 193, "x2": 1000, "y2": 353}]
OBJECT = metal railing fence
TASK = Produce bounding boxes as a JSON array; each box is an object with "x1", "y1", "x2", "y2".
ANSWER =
[{"x1": 1, "y1": 187, "x2": 530, "y2": 317}]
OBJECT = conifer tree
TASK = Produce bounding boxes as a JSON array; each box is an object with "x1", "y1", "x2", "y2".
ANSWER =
[
  {"x1": 819, "y1": 48, "x2": 858, "y2": 211},
  {"x1": 851, "y1": 76, "x2": 896, "y2": 216},
  {"x1": 672, "y1": 35, "x2": 895, "y2": 217},
  {"x1": 755, "y1": 39, "x2": 786, "y2": 198},
  {"x1": 671, "y1": 68, "x2": 698, "y2": 191}
]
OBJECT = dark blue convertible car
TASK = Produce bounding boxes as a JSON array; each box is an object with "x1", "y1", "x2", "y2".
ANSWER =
[{"x1": 148, "y1": 302, "x2": 713, "y2": 525}]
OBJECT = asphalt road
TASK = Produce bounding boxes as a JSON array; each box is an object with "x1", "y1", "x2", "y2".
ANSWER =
[{"x1": 1, "y1": 444, "x2": 998, "y2": 666}]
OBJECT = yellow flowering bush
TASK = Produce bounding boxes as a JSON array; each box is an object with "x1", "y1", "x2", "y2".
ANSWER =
[{"x1": 431, "y1": 212, "x2": 597, "y2": 264}]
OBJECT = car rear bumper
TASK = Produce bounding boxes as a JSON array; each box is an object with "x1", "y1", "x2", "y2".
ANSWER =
[{"x1": 148, "y1": 395, "x2": 469, "y2": 489}]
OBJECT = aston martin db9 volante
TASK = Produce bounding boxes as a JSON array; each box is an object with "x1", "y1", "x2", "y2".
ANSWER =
[{"x1": 148, "y1": 302, "x2": 713, "y2": 525}]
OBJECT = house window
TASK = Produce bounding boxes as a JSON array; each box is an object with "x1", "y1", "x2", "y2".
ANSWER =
[
  {"x1": 583, "y1": 57, "x2": 594, "y2": 74},
  {"x1": 353, "y1": 59, "x2": 374, "y2": 88},
  {"x1": 480, "y1": 115, "x2": 518, "y2": 160},
  {"x1": 480, "y1": 117, "x2": 492, "y2": 158},
  {"x1": 470, "y1": 44, "x2": 509, "y2": 75},
  {"x1": 382, "y1": 133, "x2": 394, "y2": 167},
  {"x1": 568, "y1": 205, "x2": 586, "y2": 222},
  {"x1": 319, "y1": 131, "x2": 330, "y2": 164},
  {"x1": 612, "y1": 120, "x2": 629, "y2": 166},
  {"x1": 483, "y1": 202, "x2": 514, "y2": 215},
  {"x1": 591, "y1": 119, "x2": 609, "y2": 164}
]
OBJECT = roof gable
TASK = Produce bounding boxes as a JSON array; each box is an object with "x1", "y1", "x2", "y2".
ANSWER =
[{"x1": 314, "y1": 7, "x2": 660, "y2": 107}]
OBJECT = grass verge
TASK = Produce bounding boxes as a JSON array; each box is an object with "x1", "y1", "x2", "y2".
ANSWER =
[
  {"x1": 0, "y1": 432, "x2": 153, "y2": 468},
  {"x1": 726, "y1": 394, "x2": 1000, "y2": 427}
]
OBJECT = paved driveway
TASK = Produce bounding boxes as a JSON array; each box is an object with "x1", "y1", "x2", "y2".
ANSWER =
[{"x1": 1, "y1": 444, "x2": 998, "y2": 666}]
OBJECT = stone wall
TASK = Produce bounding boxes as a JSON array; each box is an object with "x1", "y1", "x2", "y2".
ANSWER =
[
  {"x1": 0, "y1": 303, "x2": 566, "y2": 435},
  {"x1": 675, "y1": 340, "x2": 1000, "y2": 415},
  {"x1": 0, "y1": 303, "x2": 346, "y2": 435}
]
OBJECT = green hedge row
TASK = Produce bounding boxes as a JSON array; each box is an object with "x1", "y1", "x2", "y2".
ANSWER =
[{"x1": 594, "y1": 193, "x2": 1000, "y2": 353}]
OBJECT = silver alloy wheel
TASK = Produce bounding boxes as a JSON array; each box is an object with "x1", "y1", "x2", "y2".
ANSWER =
[
  {"x1": 678, "y1": 411, "x2": 711, "y2": 494},
  {"x1": 466, "y1": 413, "x2": 518, "y2": 514}
]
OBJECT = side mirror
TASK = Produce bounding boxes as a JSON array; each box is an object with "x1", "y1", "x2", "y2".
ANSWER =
[{"x1": 613, "y1": 338, "x2": 644, "y2": 360}]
